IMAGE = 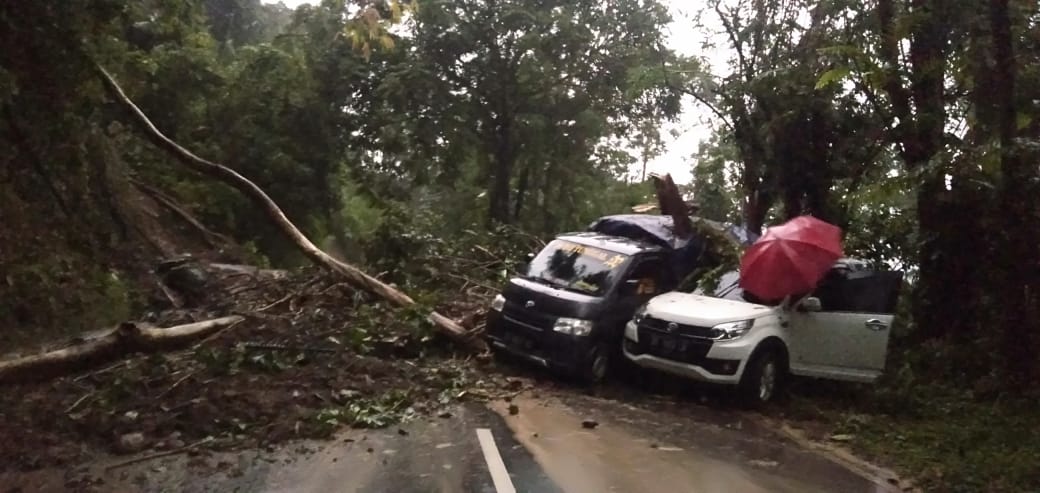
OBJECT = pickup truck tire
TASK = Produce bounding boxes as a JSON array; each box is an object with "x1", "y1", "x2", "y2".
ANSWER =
[{"x1": 738, "y1": 344, "x2": 785, "y2": 407}]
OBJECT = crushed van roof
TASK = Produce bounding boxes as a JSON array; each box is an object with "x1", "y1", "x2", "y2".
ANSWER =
[{"x1": 556, "y1": 232, "x2": 665, "y2": 256}]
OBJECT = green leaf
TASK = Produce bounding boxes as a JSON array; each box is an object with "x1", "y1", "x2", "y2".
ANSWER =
[
  {"x1": 1016, "y1": 112, "x2": 1032, "y2": 130},
  {"x1": 815, "y1": 67, "x2": 851, "y2": 90}
]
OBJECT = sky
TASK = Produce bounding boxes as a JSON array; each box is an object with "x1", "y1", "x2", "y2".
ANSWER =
[{"x1": 263, "y1": 0, "x2": 727, "y2": 184}]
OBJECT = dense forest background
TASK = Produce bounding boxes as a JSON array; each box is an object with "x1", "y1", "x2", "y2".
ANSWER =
[{"x1": 1, "y1": 0, "x2": 1038, "y2": 391}]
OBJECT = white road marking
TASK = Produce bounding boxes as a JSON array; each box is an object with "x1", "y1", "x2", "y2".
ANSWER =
[{"x1": 476, "y1": 428, "x2": 517, "y2": 493}]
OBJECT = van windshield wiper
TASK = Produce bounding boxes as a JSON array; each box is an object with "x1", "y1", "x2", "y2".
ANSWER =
[{"x1": 527, "y1": 275, "x2": 596, "y2": 295}]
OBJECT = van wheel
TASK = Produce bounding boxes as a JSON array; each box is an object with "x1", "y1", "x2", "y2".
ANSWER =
[
  {"x1": 580, "y1": 343, "x2": 611, "y2": 385},
  {"x1": 490, "y1": 346, "x2": 514, "y2": 366},
  {"x1": 738, "y1": 345, "x2": 784, "y2": 407}
]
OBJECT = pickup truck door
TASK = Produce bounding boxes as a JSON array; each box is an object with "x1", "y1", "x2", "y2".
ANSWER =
[{"x1": 788, "y1": 271, "x2": 903, "y2": 382}]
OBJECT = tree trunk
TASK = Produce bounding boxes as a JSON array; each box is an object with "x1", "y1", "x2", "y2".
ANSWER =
[
  {"x1": 989, "y1": 0, "x2": 1038, "y2": 383},
  {"x1": 0, "y1": 316, "x2": 244, "y2": 383},
  {"x1": 487, "y1": 119, "x2": 515, "y2": 226},
  {"x1": 877, "y1": 0, "x2": 961, "y2": 342},
  {"x1": 652, "y1": 173, "x2": 692, "y2": 239},
  {"x1": 513, "y1": 161, "x2": 531, "y2": 222},
  {"x1": 95, "y1": 65, "x2": 483, "y2": 352}
]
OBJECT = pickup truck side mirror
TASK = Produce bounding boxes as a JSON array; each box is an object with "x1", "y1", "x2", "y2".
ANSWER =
[{"x1": 798, "y1": 297, "x2": 823, "y2": 312}]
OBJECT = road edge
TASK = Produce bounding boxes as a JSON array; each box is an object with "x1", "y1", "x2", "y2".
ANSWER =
[{"x1": 743, "y1": 413, "x2": 918, "y2": 493}]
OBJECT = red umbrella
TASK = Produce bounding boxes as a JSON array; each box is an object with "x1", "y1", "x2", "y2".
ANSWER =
[{"x1": 739, "y1": 216, "x2": 843, "y2": 301}]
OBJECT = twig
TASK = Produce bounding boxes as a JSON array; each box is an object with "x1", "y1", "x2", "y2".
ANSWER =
[
  {"x1": 445, "y1": 273, "x2": 497, "y2": 292},
  {"x1": 191, "y1": 319, "x2": 245, "y2": 349},
  {"x1": 73, "y1": 361, "x2": 127, "y2": 382},
  {"x1": 318, "y1": 283, "x2": 351, "y2": 296},
  {"x1": 157, "y1": 371, "x2": 196, "y2": 399},
  {"x1": 157, "y1": 280, "x2": 185, "y2": 308},
  {"x1": 241, "y1": 342, "x2": 337, "y2": 353},
  {"x1": 473, "y1": 244, "x2": 498, "y2": 260},
  {"x1": 104, "y1": 437, "x2": 214, "y2": 471},
  {"x1": 65, "y1": 391, "x2": 96, "y2": 414},
  {"x1": 257, "y1": 293, "x2": 293, "y2": 312}
]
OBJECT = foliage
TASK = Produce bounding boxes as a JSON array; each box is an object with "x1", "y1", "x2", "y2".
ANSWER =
[
  {"x1": 786, "y1": 380, "x2": 1040, "y2": 493},
  {"x1": 385, "y1": 0, "x2": 687, "y2": 227},
  {"x1": 684, "y1": 0, "x2": 1040, "y2": 386}
]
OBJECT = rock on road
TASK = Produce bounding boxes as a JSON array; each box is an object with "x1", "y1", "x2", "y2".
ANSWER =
[{"x1": 14, "y1": 386, "x2": 902, "y2": 493}]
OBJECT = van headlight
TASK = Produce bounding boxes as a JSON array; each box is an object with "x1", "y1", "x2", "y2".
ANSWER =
[
  {"x1": 710, "y1": 319, "x2": 755, "y2": 341},
  {"x1": 553, "y1": 317, "x2": 594, "y2": 336},
  {"x1": 491, "y1": 294, "x2": 505, "y2": 312}
]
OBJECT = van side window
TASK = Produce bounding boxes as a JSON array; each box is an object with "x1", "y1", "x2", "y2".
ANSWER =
[{"x1": 627, "y1": 257, "x2": 672, "y2": 295}]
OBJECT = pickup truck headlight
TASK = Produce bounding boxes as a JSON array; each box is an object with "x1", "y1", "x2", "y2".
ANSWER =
[
  {"x1": 491, "y1": 294, "x2": 505, "y2": 312},
  {"x1": 631, "y1": 303, "x2": 649, "y2": 325},
  {"x1": 553, "y1": 317, "x2": 594, "y2": 336},
  {"x1": 710, "y1": 319, "x2": 755, "y2": 341}
]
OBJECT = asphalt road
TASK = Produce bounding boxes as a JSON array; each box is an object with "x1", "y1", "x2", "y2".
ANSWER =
[{"x1": 44, "y1": 386, "x2": 897, "y2": 493}]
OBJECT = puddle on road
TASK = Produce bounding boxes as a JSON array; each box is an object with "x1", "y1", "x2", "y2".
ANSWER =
[{"x1": 491, "y1": 394, "x2": 888, "y2": 493}]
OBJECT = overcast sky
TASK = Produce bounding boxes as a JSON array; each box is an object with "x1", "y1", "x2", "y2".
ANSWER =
[{"x1": 262, "y1": 0, "x2": 727, "y2": 184}]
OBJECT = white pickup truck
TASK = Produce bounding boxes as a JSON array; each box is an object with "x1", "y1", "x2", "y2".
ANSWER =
[{"x1": 622, "y1": 259, "x2": 903, "y2": 405}]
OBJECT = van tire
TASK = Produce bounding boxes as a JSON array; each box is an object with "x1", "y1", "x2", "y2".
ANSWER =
[
  {"x1": 738, "y1": 343, "x2": 786, "y2": 407},
  {"x1": 490, "y1": 346, "x2": 514, "y2": 366},
  {"x1": 579, "y1": 342, "x2": 611, "y2": 385}
]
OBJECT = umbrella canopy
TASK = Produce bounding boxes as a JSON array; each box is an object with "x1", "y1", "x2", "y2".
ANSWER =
[{"x1": 739, "y1": 216, "x2": 843, "y2": 301}]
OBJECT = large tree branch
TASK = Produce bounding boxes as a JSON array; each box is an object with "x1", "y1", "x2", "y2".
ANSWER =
[
  {"x1": 654, "y1": 45, "x2": 735, "y2": 133},
  {"x1": 715, "y1": 2, "x2": 754, "y2": 83},
  {"x1": 0, "y1": 316, "x2": 244, "y2": 383},
  {"x1": 94, "y1": 64, "x2": 483, "y2": 352}
]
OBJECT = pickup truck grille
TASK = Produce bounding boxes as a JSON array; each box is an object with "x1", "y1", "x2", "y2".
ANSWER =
[{"x1": 634, "y1": 326, "x2": 713, "y2": 364}]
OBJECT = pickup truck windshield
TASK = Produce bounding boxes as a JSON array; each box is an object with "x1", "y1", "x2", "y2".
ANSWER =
[
  {"x1": 525, "y1": 240, "x2": 630, "y2": 296},
  {"x1": 694, "y1": 270, "x2": 772, "y2": 305}
]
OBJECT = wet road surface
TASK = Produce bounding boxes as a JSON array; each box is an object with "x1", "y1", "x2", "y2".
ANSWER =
[
  {"x1": 15, "y1": 388, "x2": 900, "y2": 493},
  {"x1": 491, "y1": 392, "x2": 889, "y2": 493}
]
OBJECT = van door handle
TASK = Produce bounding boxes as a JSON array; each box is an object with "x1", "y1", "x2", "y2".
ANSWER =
[{"x1": 865, "y1": 319, "x2": 888, "y2": 331}]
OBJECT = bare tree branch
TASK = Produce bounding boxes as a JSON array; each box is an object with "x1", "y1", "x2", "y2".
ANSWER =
[{"x1": 94, "y1": 64, "x2": 483, "y2": 352}]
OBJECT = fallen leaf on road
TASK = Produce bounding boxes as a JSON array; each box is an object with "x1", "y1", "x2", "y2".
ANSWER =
[
  {"x1": 749, "y1": 459, "x2": 780, "y2": 468},
  {"x1": 829, "y1": 434, "x2": 855, "y2": 442}
]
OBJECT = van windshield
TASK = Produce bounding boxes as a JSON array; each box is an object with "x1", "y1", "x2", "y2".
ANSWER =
[{"x1": 525, "y1": 240, "x2": 630, "y2": 296}]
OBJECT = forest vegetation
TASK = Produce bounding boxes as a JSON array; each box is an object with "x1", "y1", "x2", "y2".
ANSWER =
[{"x1": 1, "y1": 0, "x2": 1038, "y2": 490}]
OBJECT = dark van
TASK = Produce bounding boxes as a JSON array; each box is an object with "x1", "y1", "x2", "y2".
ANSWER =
[{"x1": 485, "y1": 215, "x2": 749, "y2": 383}]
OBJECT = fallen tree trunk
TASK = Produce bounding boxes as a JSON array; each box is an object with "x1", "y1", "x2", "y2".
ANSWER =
[
  {"x1": 94, "y1": 65, "x2": 483, "y2": 352},
  {"x1": 0, "y1": 316, "x2": 243, "y2": 384},
  {"x1": 650, "y1": 172, "x2": 693, "y2": 239}
]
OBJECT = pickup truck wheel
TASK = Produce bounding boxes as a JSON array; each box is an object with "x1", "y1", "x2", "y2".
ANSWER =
[{"x1": 738, "y1": 346, "x2": 784, "y2": 407}]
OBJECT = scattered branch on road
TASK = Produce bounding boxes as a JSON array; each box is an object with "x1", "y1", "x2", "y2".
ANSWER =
[{"x1": 103, "y1": 436, "x2": 215, "y2": 472}]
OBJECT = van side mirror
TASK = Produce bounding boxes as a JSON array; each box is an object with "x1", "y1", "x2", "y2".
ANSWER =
[
  {"x1": 620, "y1": 278, "x2": 641, "y2": 296},
  {"x1": 798, "y1": 297, "x2": 822, "y2": 312},
  {"x1": 517, "y1": 252, "x2": 535, "y2": 273}
]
